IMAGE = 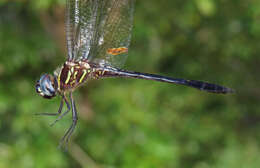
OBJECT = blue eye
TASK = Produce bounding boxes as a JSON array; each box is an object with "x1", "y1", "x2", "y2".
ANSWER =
[{"x1": 36, "y1": 74, "x2": 57, "y2": 99}]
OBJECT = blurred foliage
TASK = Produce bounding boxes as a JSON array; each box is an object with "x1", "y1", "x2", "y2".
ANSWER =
[{"x1": 0, "y1": 0, "x2": 260, "y2": 168}]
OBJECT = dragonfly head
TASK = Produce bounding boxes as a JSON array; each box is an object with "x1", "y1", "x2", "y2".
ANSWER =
[{"x1": 35, "y1": 74, "x2": 58, "y2": 99}]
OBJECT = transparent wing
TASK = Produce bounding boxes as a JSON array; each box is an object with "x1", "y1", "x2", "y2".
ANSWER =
[
  {"x1": 87, "y1": 0, "x2": 134, "y2": 68},
  {"x1": 66, "y1": 0, "x2": 99, "y2": 61},
  {"x1": 65, "y1": 0, "x2": 134, "y2": 67}
]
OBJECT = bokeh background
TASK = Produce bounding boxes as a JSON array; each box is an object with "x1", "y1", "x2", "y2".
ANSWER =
[{"x1": 0, "y1": 0, "x2": 259, "y2": 168}]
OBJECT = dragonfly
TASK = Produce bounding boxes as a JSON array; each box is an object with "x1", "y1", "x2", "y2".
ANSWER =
[{"x1": 35, "y1": 0, "x2": 234, "y2": 147}]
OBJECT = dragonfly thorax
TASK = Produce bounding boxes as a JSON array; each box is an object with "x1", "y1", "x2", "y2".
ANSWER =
[
  {"x1": 56, "y1": 61, "x2": 96, "y2": 92},
  {"x1": 35, "y1": 74, "x2": 58, "y2": 99}
]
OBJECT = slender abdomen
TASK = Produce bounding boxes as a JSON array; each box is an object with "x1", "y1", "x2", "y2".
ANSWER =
[{"x1": 99, "y1": 68, "x2": 234, "y2": 94}]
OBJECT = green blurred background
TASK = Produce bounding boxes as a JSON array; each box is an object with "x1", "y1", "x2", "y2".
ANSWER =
[{"x1": 0, "y1": 0, "x2": 259, "y2": 167}]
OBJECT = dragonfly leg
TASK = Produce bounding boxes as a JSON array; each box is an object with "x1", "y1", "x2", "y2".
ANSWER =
[
  {"x1": 35, "y1": 98, "x2": 64, "y2": 116},
  {"x1": 58, "y1": 92, "x2": 78, "y2": 149},
  {"x1": 50, "y1": 95, "x2": 71, "y2": 127}
]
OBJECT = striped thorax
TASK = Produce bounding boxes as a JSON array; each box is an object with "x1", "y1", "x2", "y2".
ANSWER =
[{"x1": 55, "y1": 60, "x2": 106, "y2": 93}]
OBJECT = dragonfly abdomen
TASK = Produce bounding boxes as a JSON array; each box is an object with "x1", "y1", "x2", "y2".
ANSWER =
[{"x1": 99, "y1": 68, "x2": 234, "y2": 94}]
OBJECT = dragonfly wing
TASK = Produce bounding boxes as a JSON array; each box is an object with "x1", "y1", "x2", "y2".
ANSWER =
[
  {"x1": 65, "y1": 0, "x2": 99, "y2": 61},
  {"x1": 87, "y1": 0, "x2": 135, "y2": 68}
]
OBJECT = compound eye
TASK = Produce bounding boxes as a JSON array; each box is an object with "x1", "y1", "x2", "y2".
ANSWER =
[
  {"x1": 36, "y1": 74, "x2": 57, "y2": 99},
  {"x1": 35, "y1": 81, "x2": 41, "y2": 94}
]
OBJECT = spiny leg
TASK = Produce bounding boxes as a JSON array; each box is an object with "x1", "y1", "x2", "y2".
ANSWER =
[
  {"x1": 58, "y1": 92, "x2": 78, "y2": 149},
  {"x1": 50, "y1": 95, "x2": 71, "y2": 127},
  {"x1": 35, "y1": 97, "x2": 64, "y2": 116},
  {"x1": 65, "y1": 92, "x2": 78, "y2": 147}
]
